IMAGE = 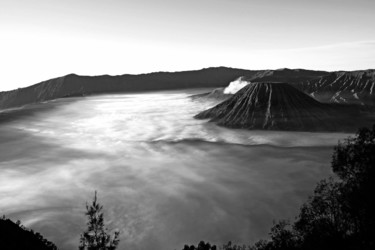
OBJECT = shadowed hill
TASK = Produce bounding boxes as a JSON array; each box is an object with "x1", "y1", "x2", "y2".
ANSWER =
[
  {"x1": 195, "y1": 82, "x2": 370, "y2": 132},
  {"x1": 0, "y1": 68, "x2": 331, "y2": 110},
  {"x1": 0, "y1": 67, "x2": 258, "y2": 109},
  {"x1": 247, "y1": 68, "x2": 329, "y2": 84},
  {"x1": 0, "y1": 217, "x2": 57, "y2": 250}
]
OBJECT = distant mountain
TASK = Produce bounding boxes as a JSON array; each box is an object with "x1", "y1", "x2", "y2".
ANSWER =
[
  {"x1": 0, "y1": 67, "x2": 256, "y2": 109},
  {"x1": 1, "y1": 67, "x2": 374, "y2": 110},
  {"x1": 190, "y1": 87, "x2": 230, "y2": 101},
  {"x1": 192, "y1": 69, "x2": 375, "y2": 106},
  {"x1": 296, "y1": 70, "x2": 375, "y2": 105},
  {"x1": 195, "y1": 82, "x2": 372, "y2": 132},
  {"x1": 247, "y1": 68, "x2": 330, "y2": 84}
]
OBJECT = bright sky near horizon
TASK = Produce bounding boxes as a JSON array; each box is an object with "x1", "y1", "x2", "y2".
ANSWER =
[{"x1": 1, "y1": 0, "x2": 374, "y2": 91}]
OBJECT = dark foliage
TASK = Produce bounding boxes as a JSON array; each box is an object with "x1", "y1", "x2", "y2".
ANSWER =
[
  {"x1": 0, "y1": 216, "x2": 57, "y2": 250},
  {"x1": 182, "y1": 241, "x2": 217, "y2": 250},
  {"x1": 221, "y1": 241, "x2": 251, "y2": 250},
  {"x1": 331, "y1": 125, "x2": 375, "y2": 247},
  {"x1": 254, "y1": 125, "x2": 375, "y2": 250},
  {"x1": 79, "y1": 191, "x2": 120, "y2": 250},
  {"x1": 185, "y1": 125, "x2": 375, "y2": 250}
]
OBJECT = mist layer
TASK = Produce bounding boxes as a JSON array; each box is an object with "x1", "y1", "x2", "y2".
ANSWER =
[{"x1": 0, "y1": 90, "x2": 351, "y2": 249}]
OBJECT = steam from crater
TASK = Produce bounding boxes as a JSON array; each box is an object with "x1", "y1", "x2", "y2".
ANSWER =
[{"x1": 223, "y1": 76, "x2": 250, "y2": 94}]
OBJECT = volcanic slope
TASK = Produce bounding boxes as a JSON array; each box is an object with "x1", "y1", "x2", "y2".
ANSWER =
[{"x1": 195, "y1": 82, "x2": 369, "y2": 132}]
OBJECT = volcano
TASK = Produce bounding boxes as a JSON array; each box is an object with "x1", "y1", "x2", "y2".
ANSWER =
[{"x1": 195, "y1": 82, "x2": 370, "y2": 132}]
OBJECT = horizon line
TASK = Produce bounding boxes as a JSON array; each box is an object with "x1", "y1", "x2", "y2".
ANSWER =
[{"x1": 1, "y1": 66, "x2": 374, "y2": 93}]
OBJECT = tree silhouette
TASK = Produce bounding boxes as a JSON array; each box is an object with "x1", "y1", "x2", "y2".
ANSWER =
[
  {"x1": 222, "y1": 241, "x2": 251, "y2": 250},
  {"x1": 182, "y1": 125, "x2": 375, "y2": 250},
  {"x1": 79, "y1": 191, "x2": 120, "y2": 250},
  {"x1": 282, "y1": 125, "x2": 375, "y2": 250},
  {"x1": 331, "y1": 125, "x2": 375, "y2": 249},
  {"x1": 182, "y1": 241, "x2": 217, "y2": 250}
]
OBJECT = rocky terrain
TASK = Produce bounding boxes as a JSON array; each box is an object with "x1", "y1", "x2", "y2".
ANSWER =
[
  {"x1": 195, "y1": 82, "x2": 373, "y2": 132},
  {"x1": 247, "y1": 70, "x2": 375, "y2": 105},
  {"x1": 296, "y1": 70, "x2": 375, "y2": 105}
]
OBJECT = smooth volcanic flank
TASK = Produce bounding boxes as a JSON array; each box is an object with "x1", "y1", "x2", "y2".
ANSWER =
[{"x1": 195, "y1": 82, "x2": 370, "y2": 132}]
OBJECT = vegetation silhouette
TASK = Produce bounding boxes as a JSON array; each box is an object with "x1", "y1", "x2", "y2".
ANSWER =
[
  {"x1": 79, "y1": 191, "x2": 120, "y2": 250},
  {"x1": 183, "y1": 125, "x2": 375, "y2": 250},
  {"x1": 0, "y1": 215, "x2": 57, "y2": 250},
  {"x1": 182, "y1": 241, "x2": 217, "y2": 250},
  {"x1": 182, "y1": 240, "x2": 267, "y2": 250}
]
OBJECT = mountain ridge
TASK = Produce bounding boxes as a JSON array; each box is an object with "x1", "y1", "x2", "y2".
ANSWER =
[
  {"x1": 0, "y1": 67, "x2": 258, "y2": 109},
  {"x1": 297, "y1": 70, "x2": 375, "y2": 105},
  {"x1": 1, "y1": 67, "x2": 374, "y2": 110},
  {"x1": 191, "y1": 69, "x2": 375, "y2": 106}
]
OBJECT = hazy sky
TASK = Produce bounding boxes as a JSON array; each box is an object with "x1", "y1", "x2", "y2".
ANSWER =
[{"x1": 1, "y1": 0, "x2": 374, "y2": 91}]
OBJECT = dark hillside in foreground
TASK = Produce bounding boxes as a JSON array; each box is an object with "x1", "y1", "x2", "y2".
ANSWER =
[{"x1": 0, "y1": 217, "x2": 57, "y2": 250}]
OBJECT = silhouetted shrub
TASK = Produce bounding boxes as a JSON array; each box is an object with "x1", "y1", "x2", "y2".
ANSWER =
[
  {"x1": 182, "y1": 241, "x2": 217, "y2": 250},
  {"x1": 221, "y1": 241, "x2": 251, "y2": 250}
]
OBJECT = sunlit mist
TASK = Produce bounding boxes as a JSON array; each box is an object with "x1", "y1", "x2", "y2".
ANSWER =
[{"x1": 0, "y1": 90, "x2": 351, "y2": 250}]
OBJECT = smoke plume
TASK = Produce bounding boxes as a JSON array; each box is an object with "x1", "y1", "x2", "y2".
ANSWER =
[{"x1": 223, "y1": 77, "x2": 250, "y2": 94}]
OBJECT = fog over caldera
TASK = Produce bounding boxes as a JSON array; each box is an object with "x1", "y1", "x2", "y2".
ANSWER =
[{"x1": 0, "y1": 89, "x2": 350, "y2": 250}]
